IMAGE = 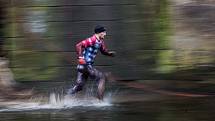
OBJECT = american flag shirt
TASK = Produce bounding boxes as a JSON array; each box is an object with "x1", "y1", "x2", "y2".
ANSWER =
[{"x1": 76, "y1": 35, "x2": 110, "y2": 65}]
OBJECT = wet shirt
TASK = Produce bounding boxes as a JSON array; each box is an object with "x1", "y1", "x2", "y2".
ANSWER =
[{"x1": 76, "y1": 35, "x2": 109, "y2": 65}]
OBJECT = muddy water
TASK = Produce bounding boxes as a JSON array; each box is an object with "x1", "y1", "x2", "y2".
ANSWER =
[
  {"x1": 0, "y1": 81, "x2": 215, "y2": 121},
  {"x1": 0, "y1": 0, "x2": 215, "y2": 120}
]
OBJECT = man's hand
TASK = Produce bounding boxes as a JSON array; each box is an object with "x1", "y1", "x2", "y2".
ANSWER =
[
  {"x1": 78, "y1": 57, "x2": 86, "y2": 65},
  {"x1": 108, "y1": 51, "x2": 116, "y2": 57}
]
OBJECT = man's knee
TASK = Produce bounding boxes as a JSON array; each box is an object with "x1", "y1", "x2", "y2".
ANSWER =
[{"x1": 76, "y1": 80, "x2": 84, "y2": 88}]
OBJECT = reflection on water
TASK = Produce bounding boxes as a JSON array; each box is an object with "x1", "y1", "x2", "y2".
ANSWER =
[{"x1": 0, "y1": 81, "x2": 215, "y2": 121}]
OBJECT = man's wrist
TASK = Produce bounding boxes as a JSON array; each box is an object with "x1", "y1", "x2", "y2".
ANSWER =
[{"x1": 108, "y1": 51, "x2": 116, "y2": 57}]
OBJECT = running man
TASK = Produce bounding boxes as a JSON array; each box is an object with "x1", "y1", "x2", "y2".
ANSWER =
[{"x1": 68, "y1": 25, "x2": 116, "y2": 100}]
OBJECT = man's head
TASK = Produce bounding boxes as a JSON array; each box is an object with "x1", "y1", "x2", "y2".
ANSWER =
[{"x1": 94, "y1": 25, "x2": 106, "y2": 40}]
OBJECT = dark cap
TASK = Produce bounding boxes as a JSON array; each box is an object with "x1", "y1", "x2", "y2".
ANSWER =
[{"x1": 94, "y1": 25, "x2": 106, "y2": 33}]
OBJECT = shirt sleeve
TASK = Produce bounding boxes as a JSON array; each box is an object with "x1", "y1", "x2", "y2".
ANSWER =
[
  {"x1": 76, "y1": 37, "x2": 96, "y2": 58},
  {"x1": 81, "y1": 37, "x2": 96, "y2": 48},
  {"x1": 100, "y1": 41, "x2": 111, "y2": 56}
]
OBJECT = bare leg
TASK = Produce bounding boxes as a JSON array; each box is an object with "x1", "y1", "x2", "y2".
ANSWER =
[
  {"x1": 97, "y1": 78, "x2": 105, "y2": 100},
  {"x1": 87, "y1": 66, "x2": 106, "y2": 100}
]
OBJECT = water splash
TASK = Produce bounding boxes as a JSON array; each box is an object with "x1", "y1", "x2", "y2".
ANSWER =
[{"x1": 0, "y1": 93, "x2": 112, "y2": 112}]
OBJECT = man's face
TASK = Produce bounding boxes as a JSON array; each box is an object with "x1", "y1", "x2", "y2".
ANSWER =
[{"x1": 99, "y1": 31, "x2": 106, "y2": 39}]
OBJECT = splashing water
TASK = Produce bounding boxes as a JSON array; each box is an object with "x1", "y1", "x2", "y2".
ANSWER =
[{"x1": 0, "y1": 93, "x2": 112, "y2": 112}]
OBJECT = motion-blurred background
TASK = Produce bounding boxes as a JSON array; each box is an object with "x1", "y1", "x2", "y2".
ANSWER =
[
  {"x1": 0, "y1": 1, "x2": 215, "y2": 121},
  {"x1": 0, "y1": 0, "x2": 214, "y2": 83}
]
